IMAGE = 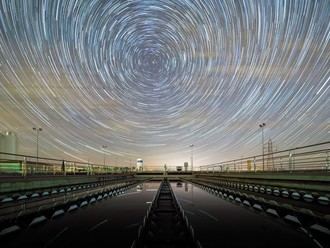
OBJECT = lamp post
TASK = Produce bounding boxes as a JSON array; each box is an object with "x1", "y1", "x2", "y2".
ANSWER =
[
  {"x1": 259, "y1": 123, "x2": 266, "y2": 171},
  {"x1": 102, "y1": 145, "x2": 107, "y2": 167},
  {"x1": 190, "y1": 144, "x2": 194, "y2": 172},
  {"x1": 32, "y1": 127, "x2": 42, "y2": 164}
]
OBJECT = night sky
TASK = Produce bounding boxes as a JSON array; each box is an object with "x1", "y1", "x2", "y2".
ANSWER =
[{"x1": 0, "y1": 0, "x2": 329, "y2": 168}]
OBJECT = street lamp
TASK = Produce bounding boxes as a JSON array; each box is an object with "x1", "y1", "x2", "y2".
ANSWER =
[
  {"x1": 102, "y1": 145, "x2": 107, "y2": 167},
  {"x1": 32, "y1": 127, "x2": 42, "y2": 163},
  {"x1": 190, "y1": 144, "x2": 194, "y2": 171},
  {"x1": 259, "y1": 123, "x2": 266, "y2": 171}
]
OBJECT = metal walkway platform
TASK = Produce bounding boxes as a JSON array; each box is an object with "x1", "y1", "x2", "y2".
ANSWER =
[{"x1": 132, "y1": 179, "x2": 201, "y2": 248}]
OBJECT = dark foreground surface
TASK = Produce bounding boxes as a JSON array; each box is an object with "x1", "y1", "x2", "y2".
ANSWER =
[
  {"x1": 1, "y1": 181, "x2": 319, "y2": 248},
  {"x1": 1, "y1": 182, "x2": 160, "y2": 248},
  {"x1": 172, "y1": 182, "x2": 318, "y2": 248}
]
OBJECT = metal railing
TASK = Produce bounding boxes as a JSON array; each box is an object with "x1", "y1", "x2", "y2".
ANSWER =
[
  {"x1": 199, "y1": 141, "x2": 330, "y2": 173},
  {"x1": 1, "y1": 141, "x2": 328, "y2": 176},
  {"x1": 135, "y1": 165, "x2": 192, "y2": 173},
  {"x1": 0, "y1": 152, "x2": 133, "y2": 176}
]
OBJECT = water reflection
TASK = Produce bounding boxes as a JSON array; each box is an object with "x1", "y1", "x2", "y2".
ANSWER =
[
  {"x1": 136, "y1": 184, "x2": 143, "y2": 191},
  {"x1": 3, "y1": 181, "x2": 160, "y2": 248},
  {"x1": 1, "y1": 181, "x2": 318, "y2": 248},
  {"x1": 185, "y1": 182, "x2": 188, "y2": 192},
  {"x1": 171, "y1": 182, "x2": 316, "y2": 248}
]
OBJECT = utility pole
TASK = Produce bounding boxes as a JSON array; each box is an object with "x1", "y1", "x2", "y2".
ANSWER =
[
  {"x1": 102, "y1": 145, "x2": 107, "y2": 167},
  {"x1": 32, "y1": 127, "x2": 42, "y2": 164},
  {"x1": 259, "y1": 123, "x2": 266, "y2": 171},
  {"x1": 190, "y1": 144, "x2": 194, "y2": 172}
]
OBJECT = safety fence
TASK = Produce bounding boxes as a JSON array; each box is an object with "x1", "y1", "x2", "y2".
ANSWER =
[
  {"x1": 0, "y1": 152, "x2": 132, "y2": 176},
  {"x1": 199, "y1": 141, "x2": 330, "y2": 173},
  {"x1": 1, "y1": 141, "x2": 328, "y2": 176}
]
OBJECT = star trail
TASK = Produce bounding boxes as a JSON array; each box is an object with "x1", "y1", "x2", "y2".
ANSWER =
[{"x1": 0, "y1": 0, "x2": 329, "y2": 168}]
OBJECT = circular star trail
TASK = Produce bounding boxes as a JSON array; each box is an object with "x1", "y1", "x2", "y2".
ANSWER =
[{"x1": 0, "y1": 0, "x2": 329, "y2": 168}]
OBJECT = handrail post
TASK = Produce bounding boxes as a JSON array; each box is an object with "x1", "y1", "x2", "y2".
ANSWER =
[
  {"x1": 63, "y1": 161, "x2": 66, "y2": 176},
  {"x1": 253, "y1": 157, "x2": 256, "y2": 173},
  {"x1": 292, "y1": 150, "x2": 295, "y2": 171},
  {"x1": 289, "y1": 152, "x2": 292, "y2": 173},
  {"x1": 22, "y1": 158, "x2": 27, "y2": 177}
]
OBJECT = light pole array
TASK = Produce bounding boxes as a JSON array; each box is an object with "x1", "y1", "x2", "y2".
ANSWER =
[
  {"x1": 32, "y1": 127, "x2": 42, "y2": 164},
  {"x1": 190, "y1": 144, "x2": 194, "y2": 171},
  {"x1": 102, "y1": 145, "x2": 108, "y2": 167},
  {"x1": 259, "y1": 123, "x2": 266, "y2": 171}
]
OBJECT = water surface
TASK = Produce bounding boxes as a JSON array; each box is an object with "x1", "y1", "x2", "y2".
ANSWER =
[
  {"x1": 3, "y1": 181, "x2": 160, "y2": 248},
  {"x1": 172, "y1": 182, "x2": 317, "y2": 248}
]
